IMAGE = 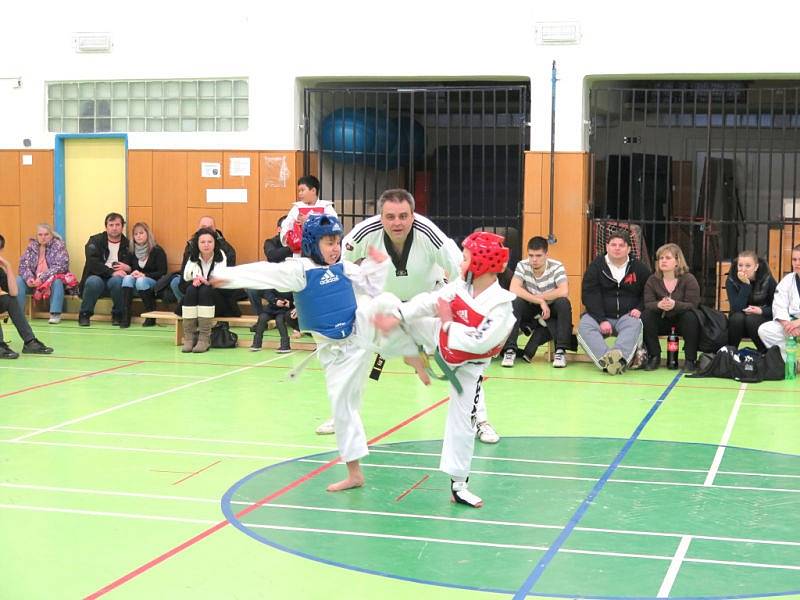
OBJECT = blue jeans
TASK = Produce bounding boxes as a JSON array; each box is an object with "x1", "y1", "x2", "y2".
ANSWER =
[
  {"x1": 169, "y1": 274, "x2": 184, "y2": 302},
  {"x1": 246, "y1": 288, "x2": 269, "y2": 314},
  {"x1": 15, "y1": 275, "x2": 65, "y2": 315},
  {"x1": 121, "y1": 275, "x2": 156, "y2": 293},
  {"x1": 80, "y1": 275, "x2": 124, "y2": 316}
]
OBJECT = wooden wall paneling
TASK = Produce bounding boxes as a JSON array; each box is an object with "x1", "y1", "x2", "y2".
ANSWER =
[
  {"x1": 222, "y1": 152, "x2": 259, "y2": 265},
  {"x1": 19, "y1": 151, "x2": 54, "y2": 240},
  {"x1": 294, "y1": 151, "x2": 319, "y2": 180},
  {"x1": 186, "y1": 207, "x2": 223, "y2": 242},
  {"x1": 152, "y1": 152, "x2": 188, "y2": 272},
  {"x1": 187, "y1": 151, "x2": 223, "y2": 208},
  {"x1": 260, "y1": 151, "x2": 299, "y2": 211},
  {"x1": 127, "y1": 206, "x2": 154, "y2": 234},
  {"x1": 128, "y1": 151, "x2": 153, "y2": 207},
  {"x1": 0, "y1": 151, "x2": 20, "y2": 206},
  {"x1": 523, "y1": 152, "x2": 544, "y2": 215},
  {"x1": 259, "y1": 209, "x2": 286, "y2": 260},
  {"x1": 0, "y1": 206, "x2": 21, "y2": 271},
  {"x1": 566, "y1": 274, "x2": 583, "y2": 325}
]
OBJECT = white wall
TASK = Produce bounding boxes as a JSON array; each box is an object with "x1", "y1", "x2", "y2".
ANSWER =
[{"x1": 3, "y1": 0, "x2": 800, "y2": 151}]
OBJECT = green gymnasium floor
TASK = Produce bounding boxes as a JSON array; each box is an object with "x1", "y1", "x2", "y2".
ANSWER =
[{"x1": 1, "y1": 319, "x2": 799, "y2": 599}]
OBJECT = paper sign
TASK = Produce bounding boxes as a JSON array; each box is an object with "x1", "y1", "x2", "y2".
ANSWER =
[
  {"x1": 22, "y1": 154, "x2": 33, "y2": 166},
  {"x1": 229, "y1": 157, "x2": 250, "y2": 177},
  {"x1": 206, "y1": 188, "x2": 247, "y2": 203},
  {"x1": 201, "y1": 162, "x2": 221, "y2": 178}
]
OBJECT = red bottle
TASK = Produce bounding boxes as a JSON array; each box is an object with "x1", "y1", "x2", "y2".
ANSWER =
[{"x1": 666, "y1": 326, "x2": 679, "y2": 369}]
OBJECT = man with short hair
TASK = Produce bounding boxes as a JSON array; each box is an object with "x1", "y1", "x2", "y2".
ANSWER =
[
  {"x1": 0, "y1": 234, "x2": 53, "y2": 358},
  {"x1": 337, "y1": 188, "x2": 502, "y2": 444},
  {"x1": 167, "y1": 215, "x2": 237, "y2": 302},
  {"x1": 501, "y1": 236, "x2": 573, "y2": 368},
  {"x1": 577, "y1": 230, "x2": 651, "y2": 375},
  {"x1": 78, "y1": 212, "x2": 132, "y2": 327}
]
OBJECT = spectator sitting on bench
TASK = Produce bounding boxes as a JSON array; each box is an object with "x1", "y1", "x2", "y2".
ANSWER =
[
  {"x1": 501, "y1": 236, "x2": 573, "y2": 368},
  {"x1": 180, "y1": 228, "x2": 239, "y2": 353},
  {"x1": 726, "y1": 249, "x2": 776, "y2": 353},
  {"x1": 758, "y1": 244, "x2": 800, "y2": 361},
  {"x1": 15, "y1": 223, "x2": 73, "y2": 324},
  {"x1": 280, "y1": 175, "x2": 337, "y2": 256},
  {"x1": 161, "y1": 216, "x2": 237, "y2": 303},
  {"x1": 120, "y1": 222, "x2": 168, "y2": 328},
  {"x1": 0, "y1": 233, "x2": 53, "y2": 358},
  {"x1": 78, "y1": 212, "x2": 132, "y2": 327}
]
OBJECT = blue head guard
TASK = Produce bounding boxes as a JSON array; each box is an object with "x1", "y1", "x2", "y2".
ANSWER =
[{"x1": 302, "y1": 214, "x2": 344, "y2": 265}]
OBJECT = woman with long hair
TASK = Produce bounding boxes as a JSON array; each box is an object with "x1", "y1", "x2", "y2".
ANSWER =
[
  {"x1": 180, "y1": 228, "x2": 227, "y2": 353},
  {"x1": 641, "y1": 243, "x2": 701, "y2": 371},
  {"x1": 725, "y1": 249, "x2": 776, "y2": 352},
  {"x1": 121, "y1": 222, "x2": 167, "y2": 328}
]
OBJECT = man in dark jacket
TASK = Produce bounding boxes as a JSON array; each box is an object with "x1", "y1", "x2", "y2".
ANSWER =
[
  {"x1": 78, "y1": 212, "x2": 132, "y2": 327},
  {"x1": 577, "y1": 230, "x2": 651, "y2": 374}
]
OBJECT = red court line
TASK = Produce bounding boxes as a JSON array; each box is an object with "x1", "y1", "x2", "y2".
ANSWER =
[
  {"x1": 395, "y1": 474, "x2": 430, "y2": 502},
  {"x1": 172, "y1": 460, "x2": 221, "y2": 486},
  {"x1": 84, "y1": 391, "x2": 453, "y2": 599},
  {"x1": 0, "y1": 361, "x2": 143, "y2": 399}
]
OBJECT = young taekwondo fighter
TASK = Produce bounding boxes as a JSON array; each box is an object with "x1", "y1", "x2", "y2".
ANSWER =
[
  {"x1": 315, "y1": 188, "x2": 501, "y2": 445},
  {"x1": 212, "y1": 214, "x2": 426, "y2": 492},
  {"x1": 374, "y1": 232, "x2": 516, "y2": 507}
]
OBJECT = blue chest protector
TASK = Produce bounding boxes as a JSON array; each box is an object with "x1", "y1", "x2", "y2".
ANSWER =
[{"x1": 294, "y1": 263, "x2": 357, "y2": 339}]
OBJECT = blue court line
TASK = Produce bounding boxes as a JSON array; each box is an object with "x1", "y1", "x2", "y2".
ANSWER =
[{"x1": 512, "y1": 370, "x2": 685, "y2": 599}]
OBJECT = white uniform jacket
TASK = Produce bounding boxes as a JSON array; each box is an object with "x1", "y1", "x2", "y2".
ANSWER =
[{"x1": 772, "y1": 272, "x2": 800, "y2": 321}]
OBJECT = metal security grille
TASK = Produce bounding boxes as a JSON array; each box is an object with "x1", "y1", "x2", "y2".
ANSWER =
[
  {"x1": 303, "y1": 84, "x2": 530, "y2": 260},
  {"x1": 589, "y1": 82, "x2": 800, "y2": 306}
]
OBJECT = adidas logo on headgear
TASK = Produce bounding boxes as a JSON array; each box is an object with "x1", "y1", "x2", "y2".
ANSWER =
[{"x1": 319, "y1": 269, "x2": 339, "y2": 285}]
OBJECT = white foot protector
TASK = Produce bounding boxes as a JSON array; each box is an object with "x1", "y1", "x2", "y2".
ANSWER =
[
  {"x1": 315, "y1": 417, "x2": 335, "y2": 435},
  {"x1": 451, "y1": 480, "x2": 483, "y2": 508}
]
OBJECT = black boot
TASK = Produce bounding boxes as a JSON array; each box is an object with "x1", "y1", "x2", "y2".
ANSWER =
[
  {"x1": 140, "y1": 289, "x2": 157, "y2": 327},
  {"x1": 120, "y1": 287, "x2": 133, "y2": 328}
]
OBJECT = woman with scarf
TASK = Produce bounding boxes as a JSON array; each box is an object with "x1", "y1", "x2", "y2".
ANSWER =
[
  {"x1": 121, "y1": 222, "x2": 167, "y2": 328},
  {"x1": 15, "y1": 223, "x2": 73, "y2": 324},
  {"x1": 725, "y1": 250, "x2": 777, "y2": 352}
]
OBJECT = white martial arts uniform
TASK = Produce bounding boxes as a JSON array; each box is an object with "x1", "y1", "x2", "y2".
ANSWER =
[
  {"x1": 758, "y1": 271, "x2": 800, "y2": 361},
  {"x1": 280, "y1": 200, "x2": 338, "y2": 254},
  {"x1": 214, "y1": 258, "x2": 417, "y2": 464},
  {"x1": 393, "y1": 279, "x2": 516, "y2": 479}
]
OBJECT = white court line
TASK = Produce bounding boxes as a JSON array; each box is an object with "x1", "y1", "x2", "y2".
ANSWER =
[
  {"x1": 742, "y1": 402, "x2": 800, "y2": 408},
  {"x1": 8, "y1": 352, "x2": 294, "y2": 443},
  {"x1": 704, "y1": 383, "x2": 747, "y2": 487},
  {"x1": 657, "y1": 535, "x2": 692, "y2": 597},
  {"x1": 2, "y1": 439, "x2": 291, "y2": 462},
  {"x1": 4, "y1": 502, "x2": 800, "y2": 572},
  {"x1": 6, "y1": 482, "x2": 800, "y2": 551},
  {"x1": 0, "y1": 366, "x2": 203, "y2": 379}
]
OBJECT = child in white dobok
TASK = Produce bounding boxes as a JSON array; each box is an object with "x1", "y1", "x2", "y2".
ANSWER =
[
  {"x1": 212, "y1": 214, "x2": 426, "y2": 492},
  {"x1": 374, "y1": 232, "x2": 516, "y2": 507}
]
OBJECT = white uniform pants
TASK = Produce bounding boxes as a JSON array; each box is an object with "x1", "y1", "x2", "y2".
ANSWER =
[
  {"x1": 440, "y1": 360, "x2": 488, "y2": 480},
  {"x1": 758, "y1": 320, "x2": 791, "y2": 361},
  {"x1": 317, "y1": 339, "x2": 374, "y2": 464}
]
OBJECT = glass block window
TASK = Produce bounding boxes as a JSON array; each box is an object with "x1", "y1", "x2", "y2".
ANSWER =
[{"x1": 47, "y1": 79, "x2": 249, "y2": 133}]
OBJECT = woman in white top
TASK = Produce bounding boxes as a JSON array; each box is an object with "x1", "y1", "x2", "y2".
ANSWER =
[{"x1": 181, "y1": 228, "x2": 227, "y2": 353}]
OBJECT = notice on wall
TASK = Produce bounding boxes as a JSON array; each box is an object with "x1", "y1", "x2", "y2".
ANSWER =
[
  {"x1": 207, "y1": 188, "x2": 247, "y2": 203},
  {"x1": 229, "y1": 157, "x2": 250, "y2": 177},
  {"x1": 201, "y1": 162, "x2": 221, "y2": 178},
  {"x1": 21, "y1": 154, "x2": 33, "y2": 166}
]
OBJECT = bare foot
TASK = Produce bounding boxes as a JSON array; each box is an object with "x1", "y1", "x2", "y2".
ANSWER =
[
  {"x1": 327, "y1": 476, "x2": 364, "y2": 492},
  {"x1": 404, "y1": 355, "x2": 431, "y2": 385}
]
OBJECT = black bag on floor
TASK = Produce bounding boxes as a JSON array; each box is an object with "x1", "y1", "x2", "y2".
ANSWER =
[
  {"x1": 691, "y1": 305, "x2": 729, "y2": 353},
  {"x1": 210, "y1": 322, "x2": 238, "y2": 349},
  {"x1": 688, "y1": 345, "x2": 784, "y2": 383}
]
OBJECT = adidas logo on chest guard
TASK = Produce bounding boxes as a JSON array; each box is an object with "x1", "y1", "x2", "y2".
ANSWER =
[{"x1": 319, "y1": 269, "x2": 340, "y2": 285}]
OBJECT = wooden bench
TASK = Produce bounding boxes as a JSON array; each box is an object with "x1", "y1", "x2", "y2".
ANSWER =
[{"x1": 139, "y1": 310, "x2": 316, "y2": 351}]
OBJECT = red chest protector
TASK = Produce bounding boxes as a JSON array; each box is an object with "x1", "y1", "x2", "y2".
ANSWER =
[
  {"x1": 438, "y1": 293, "x2": 503, "y2": 365},
  {"x1": 286, "y1": 206, "x2": 326, "y2": 253}
]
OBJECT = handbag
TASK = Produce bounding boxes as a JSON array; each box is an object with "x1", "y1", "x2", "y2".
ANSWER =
[{"x1": 210, "y1": 321, "x2": 238, "y2": 349}]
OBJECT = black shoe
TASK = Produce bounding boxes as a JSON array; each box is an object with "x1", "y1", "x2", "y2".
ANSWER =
[
  {"x1": 78, "y1": 313, "x2": 91, "y2": 327},
  {"x1": 683, "y1": 359, "x2": 697, "y2": 373},
  {"x1": 22, "y1": 338, "x2": 54, "y2": 354},
  {"x1": 0, "y1": 342, "x2": 19, "y2": 359},
  {"x1": 142, "y1": 318, "x2": 156, "y2": 327},
  {"x1": 111, "y1": 314, "x2": 121, "y2": 326},
  {"x1": 643, "y1": 356, "x2": 661, "y2": 371}
]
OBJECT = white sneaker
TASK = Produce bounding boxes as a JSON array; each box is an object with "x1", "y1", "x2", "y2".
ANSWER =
[
  {"x1": 500, "y1": 349, "x2": 516, "y2": 368},
  {"x1": 552, "y1": 350, "x2": 567, "y2": 368},
  {"x1": 476, "y1": 421, "x2": 500, "y2": 444},
  {"x1": 48, "y1": 314, "x2": 61, "y2": 324},
  {"x1": 315, "y1": 417, "x2": 335, "y2": 435}
]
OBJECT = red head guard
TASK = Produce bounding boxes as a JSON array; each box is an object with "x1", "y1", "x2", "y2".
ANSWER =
[{"x1": 462, "y1": 232, "x2": 509, "y2": 278}]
